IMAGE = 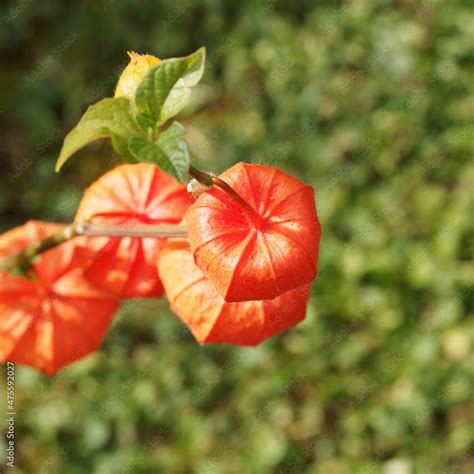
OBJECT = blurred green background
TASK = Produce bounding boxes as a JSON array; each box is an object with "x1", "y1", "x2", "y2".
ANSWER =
[{"x1": 0, "y1": 0, "x2": 473, "y2": 473}]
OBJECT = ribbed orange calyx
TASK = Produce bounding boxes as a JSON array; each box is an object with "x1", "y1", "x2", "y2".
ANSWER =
[
  {"x1": 75, "y1": 163, "x2": 192, "y2": 298},
  {"x1": 0, "y1": 221, "x2": 119, "y2": 376},
  {"x1": 158, "y1": 240, "x2": 311, "y2": 345},
  {"x1": 185, "y1": 163, "x2": 321, "y2": 302}
]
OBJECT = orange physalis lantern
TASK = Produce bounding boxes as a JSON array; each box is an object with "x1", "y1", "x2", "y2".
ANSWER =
[
  {"x1": 0, "y1": 221, "x2": 119, "y2": 375},
  {"x1": 75, "y1": 163, "x2": 192, "y2": 298},
  {"x1": 185, "y1": 163, "x2": 321, "y2": 302},
  {"x1": 158, "y1": 240, "x2": 311, "y2": 345}
]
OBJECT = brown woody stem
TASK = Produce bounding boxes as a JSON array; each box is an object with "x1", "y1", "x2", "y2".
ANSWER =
[
  {"x1": 0, "y1": 222, "x2": 188, "y2": 274},
  {"x1": 189, "y1": 166, "x2": 264, "y2": 229},
  {"x1": 2, "y1": 226, "x2": 75, "y2": 275},
  {"x1": 79, "y1": 223, "x2": 187, "y2": 238}
]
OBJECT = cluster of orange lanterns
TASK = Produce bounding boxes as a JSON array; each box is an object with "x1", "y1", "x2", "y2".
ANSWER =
[
  {"x1": 1, "y1": 50, "x2": 321, "y2": 375},
  {"x1": 0, "y1": 162, "x2": 320, "y2": 375}
]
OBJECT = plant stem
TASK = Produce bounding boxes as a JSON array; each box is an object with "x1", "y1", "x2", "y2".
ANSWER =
[
  {"x1": 80, "y1": 222, "x2": 187, "y2": 238},
  {"x1": 0, "y1": 222, "x2": 188, "y2": 274},
  {"x1": 5, "y1": 226, "x2": 76, "y2": 275},
  {"x1": 189, "y1": 166, "x2": 264, "y2": 229},
  {"x1": 188, "y1": 166, "x2": 215, "y2": 186}
]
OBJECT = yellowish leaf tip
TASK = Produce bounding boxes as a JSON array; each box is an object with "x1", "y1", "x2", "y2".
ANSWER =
[{"x1": 115, "y1": 51, "x2": 161, "y2": 99}]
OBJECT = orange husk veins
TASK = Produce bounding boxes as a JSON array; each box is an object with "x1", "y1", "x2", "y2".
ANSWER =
[
  {"x1": 75, "y1": 163, "x2": 192, "y2": 298},
  {"x1": 0, "y1": 221, "x2": 119, "y2": 376},
  {"x1": 185, "y1": 163, "x2": 321, "y2": 302},
  {"x1": 158, "y1": 240, "x2": 311, "y2": 345}
]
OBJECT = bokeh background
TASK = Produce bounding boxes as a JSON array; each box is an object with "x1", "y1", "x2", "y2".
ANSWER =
[{"x1": 0, "y1": 1, "x2": 473, "y2": 473}]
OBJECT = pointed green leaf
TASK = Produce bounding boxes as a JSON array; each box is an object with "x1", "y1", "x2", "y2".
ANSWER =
[
  {"x1": 55, "y1": 97, "x2": 142, "y2": 171},
  {"x1": 135, "y1": 47, "x2": 205, "y2": 128},
  {"x1": 157, "y1": 122, "x2": 190, "y2": 181},
  {"x1": 128, "y1": 122, "x2": 190, "y2": 182}
]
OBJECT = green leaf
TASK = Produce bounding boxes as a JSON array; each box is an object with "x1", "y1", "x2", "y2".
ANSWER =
[
  {"x1": 55, "y1": 97, "x2": 142, "y2": 171},
  {"x1": 111, "y1": 134, "x2": 137, "y2": 163},
  {"x1": 135, "y1": 47, "x2": 205, "y2": 128},
  {"x1": 128, "y1": 122, "x2": 190, "y2": 182}
]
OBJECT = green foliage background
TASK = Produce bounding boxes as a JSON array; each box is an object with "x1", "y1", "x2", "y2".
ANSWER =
[{"x1": 0, "y1": 1, "x2": 473, "y2": 473}]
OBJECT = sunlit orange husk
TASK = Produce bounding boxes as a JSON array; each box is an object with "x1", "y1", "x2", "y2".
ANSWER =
[
  {"x1": 158, "y1": 240, "x2": 311, "y2": 345},
  {"x1": 185, "y1": 163, "x2": 321, "y2": 302},
  {"x1": 75, "y1": 163, "x2": 192, "y2": 298},
  {"x1": 0, "y1": 221, "x2": 119, "y2": 376}
]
